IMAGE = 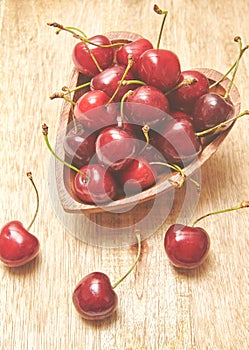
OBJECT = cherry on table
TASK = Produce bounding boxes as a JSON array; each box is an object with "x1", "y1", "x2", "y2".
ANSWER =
[
  {"x1": 72, "y1": 231, "x2": 142, "y2": 320},
  {"x1": 0, "y1": 172, "x2": 40, "y2": 267},
  {"x1": 164, "y1": 201, "x2": 249, "y2": 269}
]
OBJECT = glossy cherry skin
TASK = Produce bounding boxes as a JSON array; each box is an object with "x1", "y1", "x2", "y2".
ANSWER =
[
  {"x1": 138, "y1": 49, "x2": 181, "y2": 92},
  {"x1": 193, "y1": 92, "x2": 235, "y2": 132},
  {"x1": 125, "y1": 85, "x2": 170, "y2": 126},
  {"x1": 170, "y1": 110, "x2": 193, "y2": 122},
  {"x1": 164, "y1": 224, "x2": 210, "y2": 269},
  {"x1": 72, "y1": 272, "x2": 118, "y2": 320},
  {"x1": 74, "y1": 164, "x2": 118, "y2": 204},
  {"x1": 116, "y1": 38, "x2": 153, "y2": 76},
  {"x1": 0, "y1": 221, "x2": 40, "y2": 267},
  {"x1": 72, "y1": 35, "x2": 114, "y2": 77},
  {"x1": 150, "y1": 118, "x2": 202, "y2": 165},
  {"x1": 90, "y1": 64, "x2": 137, "y2": 102},
  {"x1": 118, "y1": 157, "x2": 157, "y2": 195},
  {"x1": 95, "y1": 126, "x2": 138, "y2": 172},
  {"x1": 74, "y1": 90, "x2": 118, "y2": 130},
  {"x1": 168, "y1": 70, "x2": 210, "y2": 114},
  {"x1": 63, "y1": 123, "x2": 97, "y2": 167}
]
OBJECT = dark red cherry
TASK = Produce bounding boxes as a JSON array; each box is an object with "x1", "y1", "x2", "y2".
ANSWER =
[
  {"x1": 72, "y1": 35, "x2": 114, "y2": 77},
  {"x1": 168, "y1": 70, "x2": 210, "y2": 114},
  {"x1": 164, "y1": 224, "x2": 210, "y2": 269},
  {"x1": 170, "y1": 110, "x2": 193, "y2": 122},
  {"x1": 74, "y1": 164, "x2": 118, "y2": 204},
  {"x1": 116, "y1": 38, "x2": 153, "y2": 76},
  {"x1": 150, "y1": 118, "x2": 202, "y2": 165},
  {"x1": 74, "y1": 90, "x2": 118, "y2": 130},
  {"x1": 0, "y1": 221, "x2": 40, "y2": 267},
  {"x1": 118, "y1": 157, "x2": 157, "y2": 195},
  {"x1": 125, "y1": 85, "x2": 170, "y2": 126},
  {"x1": 193, "y1": 92, "x2": 235, "y2": 132},
  {"x1": 95, "y1": 126, "x2": 138, "y2": 172},
  {"x1": 137, "y1": 49, "x2": 181, "y2": 92},
  {"x1": 90, "y1": 64, "x2": 137, "y2": 102},
  {"x1": 63, "y1": 123, "x2": 97, "y2": 167},
  {"x1": 72, "y1": 272, "x2": 118, "y2": 320}
]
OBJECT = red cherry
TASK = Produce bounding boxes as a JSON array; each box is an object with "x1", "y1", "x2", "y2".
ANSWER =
[
  {"x1": 74, "y1": 164, "x2": 118, "y2": 204},
  {"x1": 63, "y1": 123, "x2": 97, "y2": 167},
  {"x1": 125, "y1": 85, "x2": 170, "y2": 126},
  {"x1": 72, "y1": 232, "x2": 142, "y2": 320},
  {"x1": 72, "y1": 35, "x2": 114, "y2": 77},
  {"x1": 164, "y1": 224, "x2": 210, "y2": 269},
  {"x1": 118, "y1": 157, "x2": 157, "y2": 195},
  {"x1": 170, "y1": 110, "x2": 193, "y2": 122},
  {"x1": 0, "y1": 221, "x2": 40, "y2": 267},
  {"x1": 137, "y1": 49, "x2": 181, "y2": 92},
  {"x1": 95, "y1": 126, "x2": 138, "y2": 172},
  {"x1": 150, "y1": 118, "x2": 202, "y2": 164},
  {"x1": 74, "y1": 90, "x2": 118, "y2": 130},
  {"x1": 90, "y1": 64, "x2": 136, "y2": 102},
  {"x1": 116, "y1": 38, "x2": 153, "y2": 76},
  {"x1": 193, "y1": 92, "x2": 235, "y2": 132},
  {"x1": 0, "y1": 172, "x2": 40, "y2": 267},
  {"x1": 72, "y1": 272, "x2": 118, "y2": 320},
  {"x1": 167, "y1": 70, "x2": 210, "y2": 114}
]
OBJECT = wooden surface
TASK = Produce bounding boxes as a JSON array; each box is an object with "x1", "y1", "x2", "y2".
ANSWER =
[{"x1": 0, "y1": 1, "x2": 248, "y2": 349}]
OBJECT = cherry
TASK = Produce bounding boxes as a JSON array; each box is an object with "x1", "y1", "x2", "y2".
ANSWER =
[
  {"x1": 90, "y1": 64, "x2": 137, "y2": 102},
  {"x1": 0, "y1": 172, "x2": 40, "y2": 267},
  {"x1": 72, "y1": 35, "x2": 114, "y2": 77},
  {"x1": 43, "y1": 124, "x2": 118, "y2": 204},
  {"x1": 137, "y1": 49, "x2": 181, "y2": 93},
  {"x1": 124, "y1": 85, "x2": 170, "y2": 126},
  {"x1": 63, "y1": 123, "x2": 97, "y2": 167},
  {"x1": 74, "y1": 90, "x2": 118, "y2": 130},
  {"x1": 72, "y1": 231, "x2": 141, "y2": 320},
  {"x1": 170, "y1": 110, "x2": 193, "y2": 122},
  {"x1": 118, "y1": 157, "x2": 157, "y2": 195},
  {"x1": 95, "y1": 126, "x2": 138, "y2": 172},
  {"x1": 167, "y1": 70, "x2": 210, "y2": 114},
  {"x1": 193, "y1": 92, "x2": 235, "y2": 132},
  {"x1": 116, "y1": 38, "x2": 153, "y2": 76},
  {"x1": 164, "y1": 201, "x2": 249, "y2": 269},
  {"x1": 150, "y1": 118, "x2": 202, "y2": 165},
  {"x1": 74, "y1": 164, "x2": 118, "y2": 204}
]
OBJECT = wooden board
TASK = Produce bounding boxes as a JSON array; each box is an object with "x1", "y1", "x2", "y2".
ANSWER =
[{"x1": 0, "y1": 1, "x2": 248, "y2": 349}]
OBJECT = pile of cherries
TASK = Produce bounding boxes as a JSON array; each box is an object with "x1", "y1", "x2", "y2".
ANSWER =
[{"x1": 47, "y1": 7, "x2": 248, "y2": 206}]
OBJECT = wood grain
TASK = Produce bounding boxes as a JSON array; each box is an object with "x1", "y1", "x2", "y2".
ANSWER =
[{"x1": 0, "y1": 1, "x2": 248, "y2": 349}]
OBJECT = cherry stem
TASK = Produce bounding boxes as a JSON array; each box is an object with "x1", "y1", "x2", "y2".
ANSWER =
[
  {"x1": 47, "y1": 22, "x2": 125, "y2": 48},
  {"x1": 26, "y1": 172, "x2": 39, "y2": 231},
  {"x1": 209, "y1": 37, "x2": 248, "y2": 91},
  {"x1": 139, "y1": 125, "x2": 150, "y2": 154},
  {"x1": 42, "y1": 124, "x2": 88, "y2": 181},
  {"x1": 120, "y1": 90, "x2": 134, "y2": 128},
  {"x1": 165, "y1": 78, "x2": 198, "y2": 96},
  {"x1": 122, "y1": 79, "x2": 146, "y2": 86},
  {"x1": 154, "y1": 4, "x2": 168, "y2": 49},
  {"x1": 195, "y1": 110, "x2": 249, "y2": 137},
  {"x1": 191, "y1": 201, "x2": 249, "y2": 227},
  {"x1": 62, "y1": 82, "x2": 91, "y2": 94},
  {"x1": 105, "y1": 55, "x2": 134, "y2": 106},
  {"x1": 61, "y1": 86, "x2": 78, "y2": 134},
  {"x1": 149, "y1": 162, "x2": 186, "y2": 188},
  {"x1": 49, "y1": 92, "x2": 76, "y2": 105},
  {"x1": 112, "y1": 231, "x2": 141, "y2": 289}
]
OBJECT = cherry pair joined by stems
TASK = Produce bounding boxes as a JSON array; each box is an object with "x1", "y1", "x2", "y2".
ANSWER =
[
  {"x1": 0, "y1": 172, "x2": 40, "y2": 267},
  {"x1": 164, "y1": 201, "x2": 249, "y2": 269}
]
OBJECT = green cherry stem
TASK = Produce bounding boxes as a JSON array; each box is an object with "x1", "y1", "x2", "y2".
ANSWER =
[
  {"x1": 195, "y1": 110, "x2": 249, "y2": 137},
  {"x1": 150, "y1": 162, "x2": 186, "y2": 188},
  {"x1": 112, "y1": 231, "x2": 141, "y2": 289},
  {"x1": 105, "y1": 55, "x2": 134, "y2": 106},
  {"x1": 164, "y1": 78, "x2": 198, "y2": 96},
  {"x1": 49, "y1": 92, "x2": 76, "y2": 105},
  {"x1": 154, "y1": 4, "x2": 168, "y2": 49},
  {"x1": 122, "y1": 79, "x2": 146, "y2": 86},
  {"x1": 119, "y1": 90, "x2": 134, "y2": 128},
  {"x1": 191, "y1": 201, "x2": 249, "y2": 227},
  {"x1": 62, "y1": 82, "x2": 91, "y2": 94},
  {"x1": 26, "y1": 172, "x2": 39, "y2": 231},
  {"x1": 42, "y1": 124, "x2": 88, "y2": 181}
]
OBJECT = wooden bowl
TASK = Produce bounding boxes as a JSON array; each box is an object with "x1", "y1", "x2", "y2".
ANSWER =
[{"x1": 54, "y1": 32, "x2": 241, "y2": 217}]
